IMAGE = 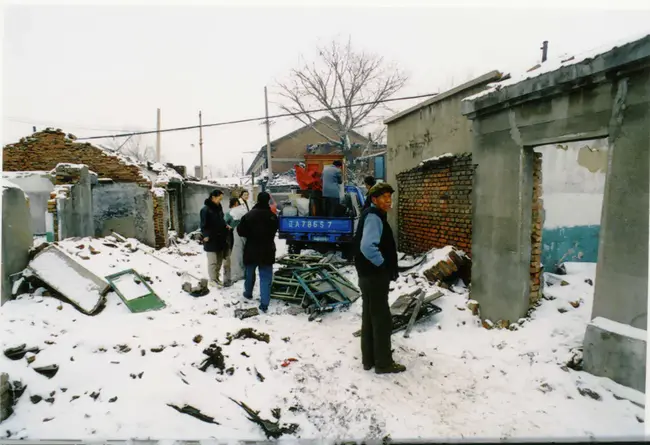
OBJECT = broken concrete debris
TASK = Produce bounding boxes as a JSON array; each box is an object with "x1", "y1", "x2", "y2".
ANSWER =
[
  {"x1": 33, "y1": 365, "x2": 59, "y2": 379},
  {"x1": 422, "y1": 247, "x2": 471, "y2": 287},
  {"x1": 4, "y1": 344, "x2": 40, "y2": 361},
  {"x1": 181, "y1": 278, "x2": 209, "y2": 297},
  {"x1": 234, "y1": 307, "x2": 259, "y2": 320},
  {"x1": 24, "y1": 244, "x2": 109, "y2": 315},
  {"x1": 229, "y1": 398, "x2": 299, "y2": 439}
]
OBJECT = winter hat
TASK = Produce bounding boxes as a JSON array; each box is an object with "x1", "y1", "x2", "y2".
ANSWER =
[
  {"x1": 368, "y1": 182, "x2": 395, "y2": 198},
  {"x1": 257, "y1": 192, "x2": 271, "y2": 206}
]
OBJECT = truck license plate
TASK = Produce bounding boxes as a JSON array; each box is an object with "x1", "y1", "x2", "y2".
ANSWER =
[{"x1": 312, "y1": 236, "x2": 328, "y2": 242}]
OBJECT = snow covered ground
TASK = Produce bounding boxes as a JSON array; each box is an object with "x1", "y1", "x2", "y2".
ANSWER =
[{"x1": 0, "y1": 236, "x2": 644, "y2": 441}]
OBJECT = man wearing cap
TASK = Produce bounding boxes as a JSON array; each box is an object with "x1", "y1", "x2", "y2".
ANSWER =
[
  {"x1": 200, "y1": 189, "x2": 232, "y2": 286},
  {"x1": 354, "y1": 182, "x2": 406, "y2": 374},
  {"x1": 237, "y1": 192, "x2": 279, "y2": 313},
  {"x1": 321, "y1": 160, "x2": 343, "y2": 217}
]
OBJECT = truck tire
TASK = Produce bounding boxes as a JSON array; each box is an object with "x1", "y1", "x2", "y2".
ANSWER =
[{"x1": 288, "y1": 242, "x2": 302, "y2": 255}]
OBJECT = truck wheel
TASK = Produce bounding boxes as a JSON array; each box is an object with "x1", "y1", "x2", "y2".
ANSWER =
[{"x1": 288, "y1": 243, "x2": 302, "y2": 255}]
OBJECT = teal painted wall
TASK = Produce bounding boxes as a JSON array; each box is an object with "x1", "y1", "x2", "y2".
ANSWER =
[{"x1": 541, "y1": 225, "x2": 600, "y2": 272}]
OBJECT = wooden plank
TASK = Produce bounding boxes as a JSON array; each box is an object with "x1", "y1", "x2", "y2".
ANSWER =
[{"x1": 403, "y1": 290, "x2": 425, "y2": 338}]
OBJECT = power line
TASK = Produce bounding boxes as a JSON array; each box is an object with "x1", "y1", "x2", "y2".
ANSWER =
[
  {"x1": 76, "y1": 92, "x2": 439, "y2": 141},
  {"x1": 3, "y1": 116, "x2": 152, "y2": 133}
]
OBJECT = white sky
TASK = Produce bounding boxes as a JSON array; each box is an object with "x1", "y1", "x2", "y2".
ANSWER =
[{"x1": 3, "y1": 1, "x2": 650, "y2": 177}]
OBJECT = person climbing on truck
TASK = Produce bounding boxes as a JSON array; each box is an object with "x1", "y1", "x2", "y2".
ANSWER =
[
  {"x1": 362, "y1": 175, "x2": 376, "y2": 210},
  {"x1": 355, "y1": 182, "x2": 406, "y2": 375},
  {"x1": 321, "y1": 160, "x2": 343, "y2": 217}
]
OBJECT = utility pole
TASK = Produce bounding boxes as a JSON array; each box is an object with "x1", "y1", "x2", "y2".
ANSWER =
[
  {"x1": 156, "y1": 108, "x2": 161, "y2": 162},
  {"x1": 541, "y1": 41, "x2": 549, "y2": 63},
  {"x1": 241, "y1": 158, "x2": 244, "y2": 176},
  {"x1": 264, "y1": 86, "x2": 273, "y2": 178},
  {"x1": 199, "y1": 111, "x2": 204, "y2": 179}
]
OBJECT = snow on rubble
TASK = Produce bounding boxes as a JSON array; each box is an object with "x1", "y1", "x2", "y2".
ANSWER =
[{"x1": 0, "y1": 237, "x2": 643, "y2": 441}]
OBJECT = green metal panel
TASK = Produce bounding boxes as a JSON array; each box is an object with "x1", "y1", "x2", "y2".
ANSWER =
[{"x1": 105, "y1": 269, "x2": 166, "y2": 313}]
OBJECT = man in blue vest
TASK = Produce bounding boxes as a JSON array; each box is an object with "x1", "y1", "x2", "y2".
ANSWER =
[
  {"x1": 354, "y1": 182, "x2": 405, "y2": 374},
  {"x1": 321, "y1": 160, "x2": 343, "y2": 217}
]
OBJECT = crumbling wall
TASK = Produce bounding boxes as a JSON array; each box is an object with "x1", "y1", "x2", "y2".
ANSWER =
[
  {"x1": 1, "y1": 180, "x2": 32, "y2": 305},
  {"x1": 92, "y1": 182, "x2": 155, "y2": 247},
  {"x1": 396, "y1": 153, "x2": 475, "y2": 255},
  {"x1": 152, "y1": 188, "x2": 169, "y2": 249},
  {"x1": 50, "y1": 164, "x2": 94, "y2": 240},
  {"x1": 183, "y1": 182, "x2": 230, "y2": 234},
  {"x1": 530, "y1": 153, "x2": 543, "y2": 305},
  {"x1": 2, "y1": 172, "x2": 54, "y2": 234},
  {"x1": 3, "y1": 129, "x2": 150, "y2": 185}
]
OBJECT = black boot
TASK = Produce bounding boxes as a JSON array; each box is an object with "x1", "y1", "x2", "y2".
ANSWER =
[{"x1": 375, "y1": 362, "x2": 406, "y2": 374}]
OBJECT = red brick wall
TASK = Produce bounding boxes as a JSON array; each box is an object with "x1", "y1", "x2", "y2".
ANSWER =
[
  {"x1": 3, "y1": 130, "x2": 150, "y2": 185},
  {"x1": 530, "y1": 152, "x2": 543, "y2": 304},
  {"x1": 152, "y1": 189, "x2": 169, "y2": 249},
  {"x1": 396, "y1": 153, "x2": 475, "y2": 255}
]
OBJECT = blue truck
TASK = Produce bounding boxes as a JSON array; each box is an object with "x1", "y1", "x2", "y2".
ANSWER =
[{"x1": 278, "y1": 185, "x2": 366, "y2": 260}]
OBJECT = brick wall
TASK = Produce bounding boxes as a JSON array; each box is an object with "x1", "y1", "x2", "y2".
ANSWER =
[
  {"x1": 396, "y1": 153, "x2": 475, "y2": 255},
  {"x1": 3, "y1": 129, "x2": 150, "y2": 186},
  {"x1": 530, "y1": 152, "x2": 543, "y2": 304},
  {"x1": 152, "y1": 188, "x2": 169, "y2": 249}
]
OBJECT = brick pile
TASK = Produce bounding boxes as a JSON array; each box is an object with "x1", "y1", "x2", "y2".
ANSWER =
[
  {"x1": 152, "y1": 188, "x2": 169, "y2": 249},
  {"x1": 3, "y1": 129, "x2": 150, "y2": 186},
  {"x1": 396, "y1": 153, "x2": 476, "y2": 256},
  {"x1": 530, "y1": 152, "x2": 543, "y2": 304}
]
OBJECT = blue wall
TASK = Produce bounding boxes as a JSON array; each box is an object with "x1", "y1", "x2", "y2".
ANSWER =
[{"x1": 541, "y1": 225, "x2": 600, "y2": 272}]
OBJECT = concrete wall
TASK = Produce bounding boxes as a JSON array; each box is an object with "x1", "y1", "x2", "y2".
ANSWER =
[
  {"x1": 92, "y1": 182, "x2": 155, "y2": 247},
  {"x1": 54, "y1": 164, "x2": 94, "y2": 240},
  {"x1": 183, "y1": 182, "x2": 230, "y2": 234},
  {"x1": 461, "y1": 35, "x2": 649, "y2": 336},
  {"x1": 1, "y1": 180, "x2": 33, "y2": 305},
  {"x1": 534, "y1": 139, "x2": 608, "y2": 272},
  {"x1": 2, "y1": 172, "x2": 54, "y2": 234},
  {"x1": 385, "y1": 72, "x2": 501, "y2": 242}
]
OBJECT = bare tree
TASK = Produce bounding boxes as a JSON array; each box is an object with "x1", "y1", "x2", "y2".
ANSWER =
[
  {"x1": 106, "y1": 134, "x2": 155, "y2": 163},
  {"x1": 276, "y1": 37, "x2": 407, "y2": 160}
]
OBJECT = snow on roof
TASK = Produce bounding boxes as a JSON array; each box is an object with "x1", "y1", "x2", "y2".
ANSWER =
[
  {"x1": 1, "y1": 178, "x2": 25, "y2": 191},
  {"x1": 464, "y1": 31, "x2": 650, "y2": 103}
]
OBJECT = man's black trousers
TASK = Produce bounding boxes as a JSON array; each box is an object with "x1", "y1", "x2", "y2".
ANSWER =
[{"x1": 358, "y1": 274, "x2": 393, "y2": 369}]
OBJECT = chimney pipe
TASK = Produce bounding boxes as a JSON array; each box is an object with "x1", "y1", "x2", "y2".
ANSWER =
[{"x1": 541, "y1": 41, "x2": 549, "y2": 63}]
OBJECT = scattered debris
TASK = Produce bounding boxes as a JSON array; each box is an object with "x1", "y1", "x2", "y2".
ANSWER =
[
  {"x1": 467, "y1": 300, "x2": 480, "y2": 316},
  {"x1": 43, "y1": 417, "x2": 54, "y2": 423},
  {"x1": 193, "y1": 335, "x2": 203, "y2": 344},
  {"x1": 566, "y1": 349, "x2": 583, "y2": 371},
  {"x1": 577, "y1": 387, "x2": 602, "y2": 401},
  {"x1": 182, "y1": 278, "x2": 210, "y2": 298},
  {"x1": 282, "y1": 337, "x2": 291, "y2": 343},
  {"x1": 167, "y1": 404, "x2": 220, "y2": 425},
  {"x1": 115, "y1": 344, "x2": 131, "y2": 353},
  {"x1": 560, "y1": 280, "x2": 570, "y2": 286},
  {"x1": 482, "y1": 320, "x2": 494, "y2": 330},
  {"x1": 585, "y1": 278, "x2": 593, "y2": 286},
  {"x1": 4, "y1": 344, "x2": 40, "y2": 361},
  {"x1": 229, "y1": 398, "x2": 299, "y2": 439},
  {"x1": 151, "y1": 346, "x2": 165, "y2": 353},
  {"x1": 234, "y1": 307, "x2": 259, "y2": 320},
  {"x1": 570, "y1": 300, "x2": 581, "y2": 308},
  {"x1": 255, "y1": 368, "x2": 265, "y2": 382},
  {"x1": 281, "y1": 358, "x2": 298, "y2": 368},
  {"x1": 225, "y1": 328, "x2": 270, "y2": 345},
  {"x1": 89, "y1": 246, "x2": 100, "y2": 255},
  {"x1": 90, "y1": 391, "x2": 100, "y2": 401},
  {"x1": 421, "y1": 247, "x2": 472, "y2": 286},
  {"x1": 539, "y1": 383, "x2": 554, "y2": 393},
  {"x1": 397, "y1": 254, "x2": 426, "y2": 271},
  {"x1": 272, "y1": 255, "x2": 360, "y2": 321},
  {"x1": 353, "y1": 290, "x2": 443, "y2": 337},
  {"x1": 30, "y1": 395, "x2": 43, "y2": 404},
  {"x1": 33, "y1": 365, "x2": 59, "y2": 379},
  {"x1": 199, "y1": 344, "x2": 226, "y2": 373}
]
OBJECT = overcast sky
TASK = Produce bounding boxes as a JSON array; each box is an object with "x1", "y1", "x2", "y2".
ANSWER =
[{"x1": 3, "y1": 3, "x2": 650, "y2": 177}]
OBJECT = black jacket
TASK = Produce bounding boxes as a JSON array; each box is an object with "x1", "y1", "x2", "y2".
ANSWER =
[
  {"x1": 362, "y1": 192, "x2": 372, "y2": 211},
  {"x1": 200, "y1": 199, "x2": 229, "y2": 252},
  {"x1": 237, "y1": 203, "x2": 279, "y2": 266},
  {"x1": 354, "y1": 206, "x2": 398, "y2": 280}
]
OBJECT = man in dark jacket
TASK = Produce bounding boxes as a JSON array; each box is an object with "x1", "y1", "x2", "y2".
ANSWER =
[
  {"x1": 200, "y1": 189, "x2": 232, "y2": 287},
  {"x1": 362, "y1": 176, "x2": 376, "y2": 211},
  {"x1": 354, "y1": 182, "x2": 405, "y2": 374},
  {"x1": 237, "y1": 192, "x2": 278, "y2": 313}
]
